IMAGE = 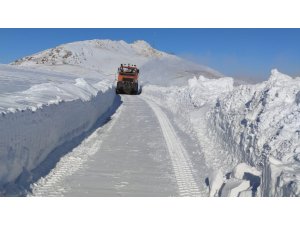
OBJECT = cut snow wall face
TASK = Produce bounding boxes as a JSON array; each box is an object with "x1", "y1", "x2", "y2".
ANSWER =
[
  {"x1": 0, "y1": 86, "x2": 116, "y2": 187},
  {"x1": 208, "y1": 70, "x2": 300, "y2": 196}
]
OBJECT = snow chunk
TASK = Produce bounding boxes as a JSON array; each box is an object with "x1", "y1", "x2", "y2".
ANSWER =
[
  {"x1": 232, "y1": 163, "x2": 261, "y2": 180},
  {"x1": 74, "y1": 78, "x2": 99, "y2": 100},
  {"x1": 264, "y1": 157, "x2": 300, "y2": 196},
  {"x1": 188, "y1": 75, "x2": 234, "y2": 107},
  {"x1": 221, "y1": 179, "x2": 251, "y2": 197},
  {"x1": 238, "y1": 190, "x2": 253, "y2": 197},
  {"x1": 131, "y1": 40, "x2": 152, "y2": 49},
  {"x1": 269, "y1": 69, "x2": 292, "y2": 84},
  {"x1": 208, "y1": 170, "x2": 225, "y2": 197},
  {"x1": 295, "y1": 91, "x2": 300, "y2": 105},
  {"x1": 208, "y1": 69, "x2": 300, "y2": 196}
]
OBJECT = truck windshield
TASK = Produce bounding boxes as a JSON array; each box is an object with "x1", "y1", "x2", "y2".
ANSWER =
[
  {"x1": 120, "y1": 73, "x2": 136, "y2": 76},
  {"x1": 120, "y1": 70, "x2": 137, "y2": 76}
]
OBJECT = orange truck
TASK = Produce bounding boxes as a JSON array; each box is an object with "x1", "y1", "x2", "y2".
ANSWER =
[{"x1": 116, "y1": 64, "x2": 139, "y2": 94}]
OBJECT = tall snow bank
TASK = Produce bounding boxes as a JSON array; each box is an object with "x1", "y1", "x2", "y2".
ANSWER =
[
  {"x1": 142, "y1": 76, "x2": 235, "y2": 188},
  {"x1": 143, "y1": 71, "x2": 300, "y2": 196},
  {"x1": 142, "y1": 75, "x2": 233, "y2": 112},
  {"x1": 0, "y1": 78, "x2": 117, "y2": 189},
  {"x1": 188, "y1": 75, "x2": 234, "y2": 107},
  {"x1": 209, "y1": 69, "x2": 300, "y2": 196}
]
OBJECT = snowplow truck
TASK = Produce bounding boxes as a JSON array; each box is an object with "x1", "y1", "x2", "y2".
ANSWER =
[{"x1": 116, "y1": 64, "x2": 139, "y2": 95}]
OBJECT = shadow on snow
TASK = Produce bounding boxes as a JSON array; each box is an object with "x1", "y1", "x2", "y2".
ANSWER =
[{"x1": 1, "y1": 95, "x2": 122, "y2": 197}]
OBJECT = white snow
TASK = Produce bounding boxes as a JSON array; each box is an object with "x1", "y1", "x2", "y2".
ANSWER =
[
  {"x1": 0, "y1": 85, "x2": 116, "y2": 189},
  {"x1": 208, "y1": 170, "x2": 224, "y2": 197},
  {"x1": 143, "y1": 96, "x2": 202, "y2": 196},
  {"x1": 187, "y1": 75, "x2": 234, "y2": 107},
  {"x1": 232, "y1": 163, "x2": 261, "y2": 180},
  {"x1": 30, "y1": 100, "x2": 123, "y2": 197},
  {"x1": 12, "y1": 39, "x2": 222, "y2": 86},
  {"x1": 142, "y1": 69, "x2": 300, "y2": 197},
  {"x1": 208, "y1": 69, "x2": 300, "y2": 196},
  {"x1": 1, "y1": 38, "x2": 300, "y2": 197},
  {"x1": 1, "y1": 39, "x2": 222, "y2": 195},
  {"x1": 221, "y1": 179, "x2": 250, "y2": 197},
  {"x1": 0, "y1": 64, "x2": 117, "y2": 193}
]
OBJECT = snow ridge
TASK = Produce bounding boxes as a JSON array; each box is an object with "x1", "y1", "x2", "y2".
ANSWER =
[
  {"x1": 208, "y1": 70, "x2": 300, "y2": 196},
  {"x1": 0, "y1": 79, "x2": 117, "y2": 195},
  {"x1": 143, "y1": 70, "x2": 300, "y2": 196}
]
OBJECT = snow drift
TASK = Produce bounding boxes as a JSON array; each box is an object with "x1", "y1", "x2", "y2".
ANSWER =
[
  {"x1": 0, "y1": 65, "x2": 118, "y2": 194},
  {"x1": 209, "y1": 69, "x2": 300, "y2": 196},
  {"x1": 143, "y1": 70, "x2": 300, "y2": 196}
]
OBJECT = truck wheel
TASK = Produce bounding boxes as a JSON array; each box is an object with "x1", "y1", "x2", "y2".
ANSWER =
[{"x1": 134, "y1": 83, "x2": 138, "y2": 95}]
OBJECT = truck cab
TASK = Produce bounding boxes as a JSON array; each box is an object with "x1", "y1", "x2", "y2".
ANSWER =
[{"x1": 116, "y1": 64, "x2": 139, "y2": 95}]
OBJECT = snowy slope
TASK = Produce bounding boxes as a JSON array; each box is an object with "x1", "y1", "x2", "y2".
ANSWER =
[{"x1": 12, "y1": 39, "x2": 223, "y2": 86}]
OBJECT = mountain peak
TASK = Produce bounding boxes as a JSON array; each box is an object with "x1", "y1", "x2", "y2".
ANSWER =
[
  {"x1": 10, "y1": 39, "x2": 222, "y2": 86},
  {"x1": 131, "y1": 40, "x2": 152, "y2": 48}
]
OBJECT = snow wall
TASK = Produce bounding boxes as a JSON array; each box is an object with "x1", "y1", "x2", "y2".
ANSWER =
[
  {"x1": 0, "y1": 80, "x2": 118, "y2": 190},
  {"x1": 208, "y1": 70, "x2": 300, "y2": 196},
  {"x1": 143, "y1": 70, "x2": 300, "y2": 196}
]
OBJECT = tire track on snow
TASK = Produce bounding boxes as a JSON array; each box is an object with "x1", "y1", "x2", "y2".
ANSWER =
[
  {"x1": 29, "y1": 104, "x2": 123, "y2": 196},
  {"x1": 142, "y1": 97, "x2": 201, "y2": 197}
]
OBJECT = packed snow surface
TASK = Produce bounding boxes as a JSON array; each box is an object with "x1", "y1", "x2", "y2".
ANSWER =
[
  {"x1": 1, "y1": 39, "x2": 221, "y2": 195},
  {"x1": 30, "y1": 96, "x2": 207, "y2": 196},
  {"x1": 0, "y1": 39, "x2": 222, "y2": 195}
]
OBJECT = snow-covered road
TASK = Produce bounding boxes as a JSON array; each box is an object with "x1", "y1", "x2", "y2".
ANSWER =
[
  {"x1": 30, "y1": 95, "x2": 206, "y2": 197},
  {"x1": 2, "y1": 39, "x2": 299, "y2": 197}
]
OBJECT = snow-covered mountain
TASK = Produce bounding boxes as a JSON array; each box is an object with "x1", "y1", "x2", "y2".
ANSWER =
[{"x1": 12, "y1": 39, "x2": 223, "y2": 86}]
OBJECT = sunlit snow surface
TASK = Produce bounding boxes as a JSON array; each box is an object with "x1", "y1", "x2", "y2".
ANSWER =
[
  {"x1": 12, "y1": 39, "x2": 222, "y2": 86},
  {"x1": 0, "y1": 39, "x2": 299, "y2": 196},
  {"x1": 143, "y1": 70, "x2": 300, "y2": 196}
]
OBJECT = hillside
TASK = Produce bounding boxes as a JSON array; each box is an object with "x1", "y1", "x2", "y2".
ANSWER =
[{"x1": 12, "y1": 39, "x2": 223, "y2": 86}]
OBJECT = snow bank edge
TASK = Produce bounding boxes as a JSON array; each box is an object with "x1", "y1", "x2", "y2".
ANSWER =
[{"x1": 0, "y1": 84, "x2": 118, "y2": 194}]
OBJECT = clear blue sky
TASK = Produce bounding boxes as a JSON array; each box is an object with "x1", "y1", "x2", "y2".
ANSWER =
[{"x1": 0, "y1": 28, "x2": 299, "y2": 80}]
